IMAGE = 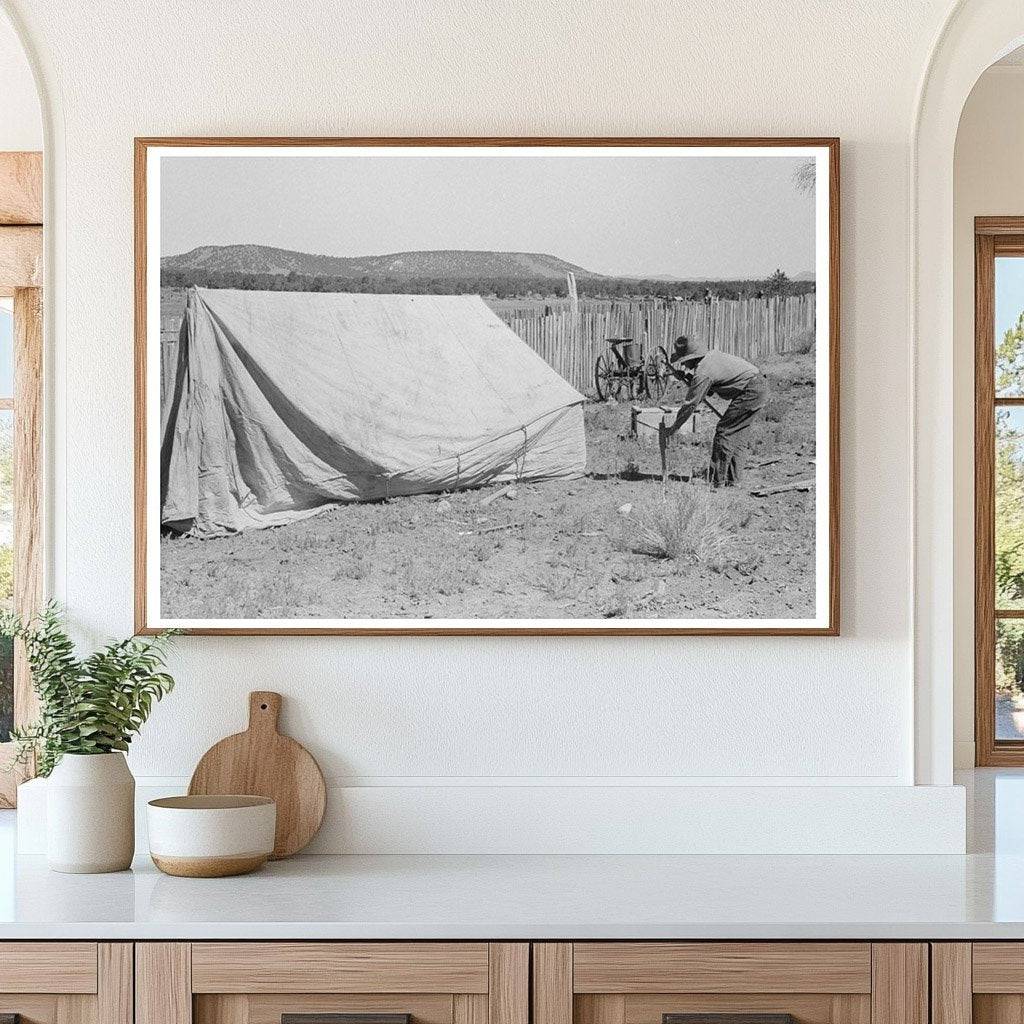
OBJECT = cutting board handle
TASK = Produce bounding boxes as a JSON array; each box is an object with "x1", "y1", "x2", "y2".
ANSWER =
[{"x1": 248, "y1": 691, "x2": 282, "y2": 734}]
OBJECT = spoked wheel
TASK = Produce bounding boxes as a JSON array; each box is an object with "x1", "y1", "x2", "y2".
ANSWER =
[
  {"x1": 594, "y1": 352, "x2": 622, "y2": 401},
  {"x1": 646, "y1": 346, "x2": 671, "y2": 401}
]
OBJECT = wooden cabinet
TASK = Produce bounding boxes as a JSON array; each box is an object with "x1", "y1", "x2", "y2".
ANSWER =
[
  {"x1": 136, "y1": 943, "x2": 528, "y2": 1024},
  {"x1": 0, "y1": 937, "x2": 960, "y2": 1024},
  {"x1": 533, "y1": 944, "x2": 928, "y2": 1024},
  {"x1": 931, "y1": 943, "x2": 1024, "y2": 1024},
  {"x1": 0, "y1": 943, "x2": 132, "y2": 1024}
]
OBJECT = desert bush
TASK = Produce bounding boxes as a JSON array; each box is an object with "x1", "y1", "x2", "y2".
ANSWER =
[{"x1": 628, "y1": 488, "x2": 734, "y2": 566}]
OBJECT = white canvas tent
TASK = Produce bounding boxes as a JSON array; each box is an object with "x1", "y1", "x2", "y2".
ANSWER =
[{"x1": 161, "y1": 287, "x2": 587, "y2": 538}]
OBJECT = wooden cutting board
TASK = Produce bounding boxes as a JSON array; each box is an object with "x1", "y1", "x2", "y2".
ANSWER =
[{"x1": 188, "y1": 691, "x2": 326, "y2": 859}]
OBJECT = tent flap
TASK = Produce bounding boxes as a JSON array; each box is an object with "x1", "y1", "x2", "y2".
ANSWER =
[{"x1": 161, "y1": 288, "x2": 587, "y2": 538}]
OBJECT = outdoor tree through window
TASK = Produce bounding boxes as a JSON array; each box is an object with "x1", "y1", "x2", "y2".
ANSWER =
[
  {"x1": 974, "y1": 228, "x2": 1024, "y2": 764},
  {"x1": 0, "y1": 300, "x2": 15, "y2": 743}
]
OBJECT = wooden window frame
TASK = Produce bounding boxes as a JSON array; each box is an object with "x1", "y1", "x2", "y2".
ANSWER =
[
  {"x1": 0, "y1": 151, "x2": 43, "y2": 806},
  {"x1": 975, "y1": 217, "x2": 1024, "y2": 764}
]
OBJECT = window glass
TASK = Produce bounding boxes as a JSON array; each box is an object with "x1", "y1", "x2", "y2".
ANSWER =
[
  {"x1": 997, "y1": 407, "x2": 1024, "y2": 609},
  {"x1": 996, "y1": 257, "x2": 1024, "y2": 397},
  {"x1": 997, "y1": 619, "x2": 1024, "y2": 740},
  {"x1": 0, "y1": 304, "x2": 10, "y2": 742}
]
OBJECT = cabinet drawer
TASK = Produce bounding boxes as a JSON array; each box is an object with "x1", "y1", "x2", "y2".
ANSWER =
[
  {"x1": 0, "y1": 942, "x2": 98, "y2": 993},
  {"x1": 0, "y1": 943, "x2": 130, "y2": 1024},
  {"x1": 139, "y1": 942, "x2": 528, "y2": 1024},
  {"x1": 572, "y1": 943, "x2": 872, "y2": 994},
  {"x1": 535, "y1": 943, "x2": 925, "y2": 1024},
  {"x1": 191, "y1": 943, "x2": 490, "y2": 993}
]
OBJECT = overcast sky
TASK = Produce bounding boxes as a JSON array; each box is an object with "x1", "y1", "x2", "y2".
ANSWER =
[{"x1": 160, "y1": 151, "x2": 816, "y2": 279}]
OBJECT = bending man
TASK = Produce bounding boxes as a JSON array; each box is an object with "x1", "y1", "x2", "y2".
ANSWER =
[{"x1": 664, "y1": 335, "x2": 767, "y2": 487}]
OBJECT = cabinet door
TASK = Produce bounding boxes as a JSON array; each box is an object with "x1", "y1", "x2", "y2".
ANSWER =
[
  {"x1": 0, "y1": 942, "x2": 132, "y2": 1024},
  {"x1": 534, "y1": 944, "x2": 927, "y2": 1024},
  {"x1": 137, "y1": 943, "x2": 528, "y2": 1024},
  {"x1": 936, "y1": 943, "x2": 1024, "y2": 1024}
]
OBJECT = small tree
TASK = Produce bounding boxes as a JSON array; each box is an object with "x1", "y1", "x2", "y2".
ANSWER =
[
  {"x1": 764, "y1": 269, "x2": 790, "y2": 297},
  {"x1": 793, "y1": 158, "x2": 815, "y2": 197}
]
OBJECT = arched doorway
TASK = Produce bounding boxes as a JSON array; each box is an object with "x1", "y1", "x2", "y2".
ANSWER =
[{"x1": 914, "y1": 0, "x2": 1024, "y2": 785}]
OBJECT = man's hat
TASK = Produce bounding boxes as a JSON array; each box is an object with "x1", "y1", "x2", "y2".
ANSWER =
[{"x1": 671, "y1": 335, "x2": 707, "y2": 364}]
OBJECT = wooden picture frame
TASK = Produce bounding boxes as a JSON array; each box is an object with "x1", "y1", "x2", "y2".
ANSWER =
[{"x1": 135, "y1": 137, "x2": 840, "y2": 636}]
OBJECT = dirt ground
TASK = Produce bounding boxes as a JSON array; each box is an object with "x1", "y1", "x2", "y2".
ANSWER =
[{"x1": 160, "y1": 351, "x2": 817, "y2": 622}]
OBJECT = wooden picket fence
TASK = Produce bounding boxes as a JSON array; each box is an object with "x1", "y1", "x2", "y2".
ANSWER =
[
  {"x1": 159, "y1": 288, "x2": 815, "y2": 402},
  {"x1": 502, "y1": 294, "x2": 816, "y2": 395}
]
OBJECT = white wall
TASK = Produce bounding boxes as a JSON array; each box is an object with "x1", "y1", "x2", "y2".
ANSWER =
[
  {"x1": 0, "y1": 10, "x2": 39, "y2": 151},
  {"x1": 1, "y1": 0, "x2": 972, "y2": 851},
  {"x1": 952, "y1": 65, "x2": 1024, "y2": 768}
]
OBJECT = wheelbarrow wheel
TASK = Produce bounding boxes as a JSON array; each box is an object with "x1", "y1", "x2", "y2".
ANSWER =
[
  {"x1": 594, "y1": 352, "x2": 621, "y2": 401},
  {"x1": 646, "y1": 346, "x2": 671, "y2": 400}
]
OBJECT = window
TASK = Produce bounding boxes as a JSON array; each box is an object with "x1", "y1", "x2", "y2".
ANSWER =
[
  {"x1": 0, "y1": 151, "x2": 42, "y2": 806},
  {"x1": 975, "y1": 220, "x2": 1024, "y2": 764},
  {"x1": 0, "y1": 300, "x2": 11, "y2": 744}
]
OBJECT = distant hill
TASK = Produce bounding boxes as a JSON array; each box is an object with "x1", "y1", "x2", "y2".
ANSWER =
[
  {"x1": 792, "y1": 270, "x2": 816, "y2": 281},
  {"x1": 161, "y1": 245, "x2": 602, "y2": 282},
  {"x1": 160, "y1": 244, "x2": 818, "y2": 302}
]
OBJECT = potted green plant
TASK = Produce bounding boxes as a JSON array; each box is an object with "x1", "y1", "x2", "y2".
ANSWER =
[{"x1": 2, "y1": 603, "x2": 177, "y2": 873}]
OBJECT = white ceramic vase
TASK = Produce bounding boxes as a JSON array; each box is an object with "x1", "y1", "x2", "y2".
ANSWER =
[{"x1": 46, "y1": 752, "x2": 135, "y2": 873}]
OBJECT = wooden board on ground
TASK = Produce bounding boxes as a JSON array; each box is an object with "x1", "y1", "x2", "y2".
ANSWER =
[
  {"x1": 188, "y1": 691, "x2": 326, "y2": 859},
  {"x1": 751, "y1": 479, "x2": 814, "y2": 497}
]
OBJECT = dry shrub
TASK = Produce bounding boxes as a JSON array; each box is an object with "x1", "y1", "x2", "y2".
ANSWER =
[
  {"x1": 629, "y1": 489, "x2": 732, "y2": 566},
  {"x1": 624, "y1": 489, "x2": 762, "y2": 576}
]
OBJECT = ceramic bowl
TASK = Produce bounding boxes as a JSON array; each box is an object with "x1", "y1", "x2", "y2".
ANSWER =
[{"x1": 147, "y1": 795, "x2": 276, "y2": 877}]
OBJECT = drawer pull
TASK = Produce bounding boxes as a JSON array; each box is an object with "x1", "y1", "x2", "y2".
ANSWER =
[
  {"x1": 283, "y1": 1016, "x2": 411, "y2": 1024},
  {"x1": 665, "y1": 1016, "x2": 796, "y2": 1024}
]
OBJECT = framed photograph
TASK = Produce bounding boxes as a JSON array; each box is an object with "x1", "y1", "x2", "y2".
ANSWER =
[{"x1": 135, "y1": 137, "x2": 839, "y2": 635}]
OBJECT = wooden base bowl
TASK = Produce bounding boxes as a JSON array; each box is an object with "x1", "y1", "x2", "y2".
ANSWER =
[
  {"x1": 151, "y1": 852, "x2": 268, "y2": 878},
  {"x1": 147, "y1": 795, "x2": 276, "y2": 878}
]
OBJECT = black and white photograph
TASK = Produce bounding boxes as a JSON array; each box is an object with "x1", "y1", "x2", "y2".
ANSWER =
[{"x1": 136, "y1": 140, "x2": 838, "y2": 634}]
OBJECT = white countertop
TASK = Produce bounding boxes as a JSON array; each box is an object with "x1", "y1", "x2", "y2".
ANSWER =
[
  {"x1": 1, "y1": 769, "x2": 1021, "y2": 941},
  {"x1": 1, "y1": 849, "x2": 1023, "y2": 940}
]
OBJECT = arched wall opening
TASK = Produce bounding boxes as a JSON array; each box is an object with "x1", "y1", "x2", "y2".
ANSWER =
[
  {"x1": 914, "y1": 0, "x2": 1024, "y2": 784},
  {"x1": 951, "y1": 48, "x2": 1024, "y2": 768}
]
